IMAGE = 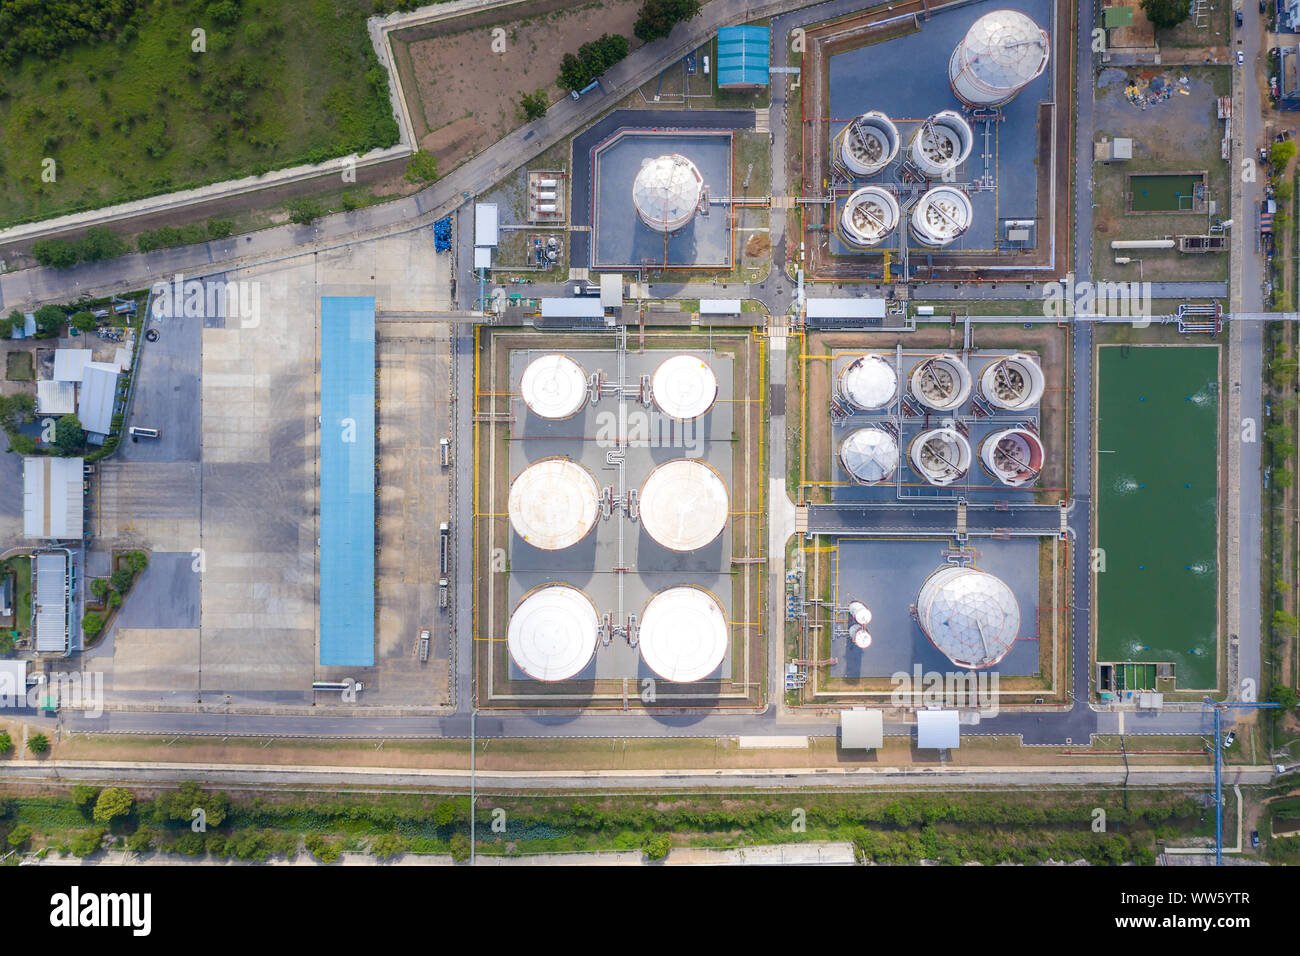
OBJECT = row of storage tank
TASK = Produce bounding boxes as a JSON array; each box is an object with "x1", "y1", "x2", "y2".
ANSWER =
[
  {"x1": 840, "y1": 352, "x2": 1044, "y2": 413},
  {"x1": 520, "y1": 352, "x2": 718, "y2": 422},
  {"x1": 841, "y1": 423, "x2": 1042, "y2": 487}
]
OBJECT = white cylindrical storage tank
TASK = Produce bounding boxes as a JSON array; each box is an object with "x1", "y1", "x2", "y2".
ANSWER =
[
  {"x1": 650, "y1": 354, "x2": 718, "y2": 421},
  {"x1": 910, "y1": 354, "x2": 972, "y2": 411},
  {"x1": 519, "y1": 353, "x2": 588, "y2": 419},
  {"x1": 838, "y1": 427, "x2": 899, "y2": 485},
  {"x1": 508, "y1": 457, "x2": 601, "y2": 550},
  {"x1": 840, "y1": 111, "x2": 901, "y2": 176},
  {"x1": 915, "y1": 565, "x2": 1020, "y2": 669},
  {"x1": 639, "y1": 459, "x2": 729, "y2": 551},
  {"x1": 632, "y1": 154, "x2": 705, "y2": 234},
  {"x1": 909, "y1": 111, "x2": 973, "y2": 179},
  {"x1": 638, "y1": 586, "x2": 728, "y2": 683},
  {"x1": 909, "y1": 427, "x2": 972, "y2": 486},
  {"x1": 979, "y1": 353, "x2": 1045, "y2": 410},
  {"x1": 948, "y1": 9, "x2": 1050, "y2": 107},
  {"x1": 910, "y1": 186, "x2": 973, "y2": 247},
  {"x1": 536, "y1": 191, "x2": 557, "y2": 201},
  {"x1": 538, "y1": 178, "x2": 559, "y2": 189},
  {"x1": 838, "y1": 353, "x2": 898, "y2": 410},
  {"x1": 847, "y1": 600, "x2": 872, "y2": 626},
  {"x1": 980, "y1": 427, "x2": 1045, "y2": 487},
  {"x1": 507, "y1": 585, "x2": 600, "y2": 681},
  {"x1": 536, "y1": 204, "x2": 558, "y2": 213},
  {"x1": 840, "y1": 186, "x2": 900, "y2": 248},
  {"x1": 852, "y1": 628, "x2": 872, "y2": 650}
]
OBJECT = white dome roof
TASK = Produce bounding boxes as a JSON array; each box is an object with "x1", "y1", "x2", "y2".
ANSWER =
[
  {"x1": 651, "y1": 354, "x2": 718, "y2": 420},
  {"x1": 520, "y1": 353, "x2": 588, "y2": 419},
  {"x1": 639, "y1": 586, "x2": 728, "y2": 682},
  {"x1": 839, "y1": 427, "x2": 899, "y2": 484},
  {"x1": 508, "y1": 457, "x2": 600, "y2": 550},
  {"x1": 949, "y1": 10, "x2": 1050, "y2": 106},
  {"x1": 840, "y1": 354, "x2": 898, "y2": 409},
  {"x1": 632, "y1": 154, "x2": 704, "y2": 233},
  {"x1": 916, "y1": 566, "x2": 1020, "y2": 669},
  {"x1": 639, "y1": 459, "x2": 729, "y2": 551},
  {"x1": 508, "y1": 585, "x2": 600, "y2": 681}
]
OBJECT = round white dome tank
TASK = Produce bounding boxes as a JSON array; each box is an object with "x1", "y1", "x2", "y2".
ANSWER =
[
  {"x1": 520, "y1": 353, "x2": 588, "y2": 420},
  {"x1": 651, "y1": 354, "x2": 718, "y2": 421},
  {"x1": 507, "y1": 585, "x2": 600, "y2": 681},
  {"x1": 852, "y1": 628, "x2": 873, "y2": 650},
  {"x1": 980, "y1": 428, "x2": 1045, "y2": 487},
  {"x1": 915, "y1": 565, "x2": 1020, "y2": 669},
  {"x1": 910, "y1": 187, "x2": 973, "y2": 247},
  {"x1": 839, "y1": 353, "x2": 898, "y2": 410},
  {"x1": 979, "y1": 354, "x2": 1046, "y2": 410},
  {"x1": 949, "y1": 9, "x2": 1051, "y2": 107},
  {"x1": 841, "y1": 111, "x2": 900, "y2": 176},
  {"x1": 839, "y1": 427, "x2": 899, "y2": 485},
  {"x1": 909, "y1": 427, "x2": 972, "y2": 486},
  {"x1": 638, "y1": 586, "x2": 728, "y2": 683},
  {"x1": 910, "y1": 354, "x2": 972, "y2": 410},
  {"x1": 840, "y1": 187, "x2": 900, "y2": 248},
  {"x1": 508, "y1": 457, "x2": 601, "y2": 550},
  {"x1": 909, "y1": 111, "x2": 973, "y2": 178},
  {"x1": 639, "y1": 459, "x2": 729, "y2": 551},
  {"x1": 632, "y1": 154, "x2": 704, "y2": 234}
]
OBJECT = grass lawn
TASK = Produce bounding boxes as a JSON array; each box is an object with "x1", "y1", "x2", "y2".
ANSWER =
[
  {"x1": 1, "y1": 556, "x2": 32, "y2": 644},
  {"x1": 0, "y1": 0, "x2": 398, "y2": 229},
  {"x1": 5, "y1": 351, "x2": 34, "y2": 381}
]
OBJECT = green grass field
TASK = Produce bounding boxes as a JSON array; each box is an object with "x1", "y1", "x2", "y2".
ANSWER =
[
  {"x1": 1096, "y1": 345, "x2": 1219, "y2": 690},
  {"x1": 0, "y1": 0, "x2": 399, "y2": 229}
]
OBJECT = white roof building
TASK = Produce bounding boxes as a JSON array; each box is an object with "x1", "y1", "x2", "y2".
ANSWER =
[
  {"x1": 36, "y1": 380, "x2": 76, "y2": 415},
  {"x1": 23, "y1": 457, "x2": 84, "y2": 540},
  {"x1": 599, "y1": 274, "x2": 624, "y2": 309},
  {"x1": 53, "y1": 349, "x2": 93, "y2": 383},
  {"x1": 917, "y1": 709, "x2": 961, "y2": 749},
  {"x1": 33, "y1": 551, "x2": 70, "y2": 654},
  {"x1": 805, "y1": 298, "x2": 887, "y2": 321},
  {"x1": 474, "y1": 203, "x2": 499, "y2": 247},
  {"x1": 840, "y1": 709, "x2": 884, "y2": 749},
  {"x1": 78, "y1": 361, "x2": 120, "y2": 437}
]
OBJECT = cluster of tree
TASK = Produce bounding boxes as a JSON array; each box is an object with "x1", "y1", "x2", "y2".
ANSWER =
[
  {"x1": 849, "y1": 824, "x2": 1155, "y2": 866},
  {"x1": 518, "y1": 89, "x2": 550, "y2": 122},
  {"x1": 31, "y1": 228, "x2": 127, "y2": 269},
  {"x1": 558, "y1": 34, "x2": 630, "y2": 92},
  {"x1": 136, "y1": 219, "x2": 233, "y2": 253},
  {"x1": 87, "y1": 550, "x2": 148, "y2": 622},
  {"x1": 285, "y1": 198, "x2": 323, "y2": 225},
  {"x1": 0, "y1": 0, "x2": 144, "y2": 66},
  {"x1": 1140, "y1": 0, "x2": 1192, "y2": 30},
  {"x1": 403, "y1": 151, "x2": 439, "y2": 184},
  {"x1": 634, "y1": 0, "x2": 702, "y2": 43},
  {"x1": 0, "y1": 392, "x2": 37, "y2": 455}
]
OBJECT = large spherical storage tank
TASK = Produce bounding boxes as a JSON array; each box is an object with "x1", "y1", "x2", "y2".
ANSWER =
[
  {"x1": 651, "y1": 354, "x2": 718, "y2": 421},
  {"x1": 639, "y1": 459, "x2": 729, "y2": 551},
  {"x1": 519, "y1": 353, "x2": 589, "y2": 420},
  {"x1": 980, "y1": 428, "x2": 1044, "y2": 487},
  {"x1": 910, "y1": 354, "x2": 972, "y2": 411},
  {"x1": 949, "y1": 9, "x2": 1050, "y2": 107},
  {"x1": 841, "y1": 111, "x2": 900, "y2": 176},
  {"x1": 915, "y1": 565, "x2": 1020, "y2": 669},
  {"x1": 908, "y1": 111, "x2": 973, "y2": 179},
  {"x1": 508, "y1": 457, "x2": 601, "y2": 550},
  {"x1": 840, "y1": 187, "x2": 900, "y2": 248},
  {"x1": 632, "y1": 154, "x2": 705, "y2": 234},
  {"x1": 909, "y1": 427, "x2": 972, "y2": 486},
  {"x1": 978, "y1": 354, "x2": 1045, "y2": 410},
  {"x1": 910, "y1": 186, "x2": 974, "y2": 247},
  {"x1": 507, "y1": 585, "x2": 600, "y2": 681},
  {"x1": 839, "y1": 427, "x2": 899, "y2": 485},
  {"x1": 638, "y1": 586, "x2": 728, "y2": 683},
  {"x1": 839, "y1": 353, "x2": 898, "y2": 410}
]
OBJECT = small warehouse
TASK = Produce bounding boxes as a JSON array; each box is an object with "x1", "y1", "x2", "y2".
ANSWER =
[
  {"x1": 840, "y1": 708, "x2": 884, "y2": 750},
  {"x1": 716, "y1": 26, "x2": 770, "y2": 89}
]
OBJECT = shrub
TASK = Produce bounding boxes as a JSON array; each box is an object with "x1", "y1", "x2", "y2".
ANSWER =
[
  {"x1": 70, "y1": 311, "x2": 97, "y2": 332},
  {"x1": 519, "y1": 89, "x2": 549, "y2": 120},
  {"x1": 128, "y1": 551, "x2": 148, "y2": 573},
  {"x1": 108, "y1": 591, "x2": 123, "y2": 608},
  {"x1": 404, "y1": 151, "x2": 439, "y2": 184},
  {"x1": 68, "y1": 828, "x2": 107, "y2": 857},
  {"x1": 370, "y1": 832, "x2": 407, "y2": 858},
  {"x1": 82, "y1": 613, "x2": 105, "y2": 639},
  {"x1": 305, "y1": 833, "x2": 342, "y2": 863},
  {"x1": 71, "y1": 785, "x2": 100, "y2": 814},
  {"x1": 110, "y1": 566, "x2": 135, "y2": 592},
  {"x1": 642, "y1": 833, "x2": 671, "y2": 860},
  {"x1": 0, "y1": 732, "x2": 10, "y2": 754},
  {"x1": 125, "y1": 828, "x2": 155, "y2": 853},
  {"x1": 285, "y1": 198, "x2": 323, "y2": 224},
  {"x1": 7, "y1": 823, "x2": 32, "y2": 848},
  {"x1": 1140, "y1": 0, "x2": 1192, "y2": 30},
  {"x1": 27, "y1": 733, "x2": 48, "y2": 755},
  {"x1": 93, "y1": 787, "x2": 135, "y2": 825},
  {"x1": 449, "y1": 832, "x2": 471, "y2": 862},
  {"x1": 90, "y1": 578, "x2": 109, "y2": 600}
]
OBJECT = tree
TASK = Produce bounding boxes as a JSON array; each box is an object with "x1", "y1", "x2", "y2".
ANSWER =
[
  {"x1": 69, "y1": 310, "x2": 97, "y2": 332},
  {"x1": 1270, "y1": 683, "x2": 1299, "y2": 712},
  {"x1": 32, "y1": 304, "x2": 66, "y2": 338},
  {"x1": 433, "y1": 800, "x2": 456, "y2": 826},
  {"x1": 371, "y1": 832, "x2": 407, "y2": 858},
  {"x1": 6, "y1": 434, "x2": 37, "y2": 456},
  {"x1": 128, "y1": 550, "x2": 149, "y2": 573},
  {"x1": 125, "y1": 828, "x2": 155, "y2": 854},
  {"x1": 448, "y1": 832, "x2": 471, "y2": 862},
  {"x1": 0, "y1": 731, "x2": 11, "y2": 754},
  {"x1": 69, "y1": 828, "x2": 106, "y2": 857},
  {"x1": 92, "y1": 787, "x2": 135, "y2": 825},
  {"x1": 71, "y1": 785, "x2": 100, "y2": 815},
  {"x1": 90, "y1": 578, "x2": 109, "y2": 600},
  {"x1": 559, "y1": 34, "x2": 630, "y2": 91},
  {"x1": 27, "y1": 733, "x2": 48, "y2": 755},
  {"x1": 519, "y1": 89, "x2": 549, "y2": 121},
  {"x1": 1140, "y1": 0, "x2": 1192, "y2": 30},
  {"x1": 404, "y1": 151, "x2": 439, "y2": 184},
  {"x1": 82, "y1": 612, "x2": 104, "y2": 639},
  {"x1": 110, "y1": 566, "x2": 135, "y2": 592},
  {"x1": 108, "y1": 590, "x2": 122, "y2": 609},
  {"x1": 6, "y1": 823, "x2": 31, "y2": 848},
  {"x1": 643, "y1": 833, "x2": 671, "y2": 860},
  {"x1": 0, "y1": 311, "x2": 16, "y2": 337},
  {"x1": 54, "y1": 414, "x2": 84, "y2": 455},
  {"x1": 30, "y1": 239, "x2": 79, "y2": 269},
  {"x1": 154, "y1": 782, "x2": 228, "y2": 828},
  {"x1": 1275, "y1": 467, "x2": 1295, "y2": 489},
  {"x1": 285, "y1": 199, "x2": 323, "y2": 225},
  {"x1": 1272, "y1": 140, "x2": 1297, "y2": 169},
  {"x1": 74, "y1": 228, "x2": 126, "y2": 263},
  {"x1": 634, "y1": 0, "x2": 701, "y2": 43}
]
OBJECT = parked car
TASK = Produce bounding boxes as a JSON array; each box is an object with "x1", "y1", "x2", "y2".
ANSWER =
[
  {"x1": 1250, "y1": 830, "x2": 1260, "y2": 848},
  {"x1": 1237, "y1": 51, "x2": 1245, "y2": 66},
  {"x1": 1223, "y1": 731, "x2": 1237, "y2": 748}
]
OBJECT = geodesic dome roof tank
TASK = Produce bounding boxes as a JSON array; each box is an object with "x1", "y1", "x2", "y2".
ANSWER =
[
  {"x1": 519, "y1": 353, "x2": 589, "y2": 420},
  {"x1": 980, "y1": 428, "x2": 1044, "y2": 487},
  {"x1": 949, "y1": 9, "x2": 1050, "y2": 107},
  {"x1": 840, "y1": 187, "x2": 900, "y2": 248},
  {"x1": 908, "y1": 111, "x2": 973, "y2": 179},
  {"x1": 638, "y1": 586, "x2": 729, "y2": 683},
  {"x1": 910, "y1": 354, "x2": 972, "y2": 411},
  {"x1": 838, "y1": 353, "x2": 898, "y2": 410},
  {"x1": 632, "y1": 154, "x2": 705, "y2": 234},
  {"x1": 839, "y1": 427, "x2": 899, "y2": 485},
  {"x1": 508, "y1": 457, "x2": 601, "y2": 550},
  {"x1": 651, "y1": 354, "x2": 718, "y2": 421},
  {"x1": 841, "y1": 111, "x2": 901, "y2": 176},
  {"x1": 909, "y1": 427, "x2": 972, "y2": 486},
  {"x1": 910, "y1": 186, "x2": 973, "y2": 247},
  {"x1": 978, "y1": 353, "x2": 1045, "y2": 410},
  {"x1": 507, "y1": 584, "x2": 600, "y2": 681},
  {"x1": 639, "y1": 459, "x2": 729, "y2": 551},
  {"x1": 915, "y1": 565, "x2": 1020, "y2": 669}
]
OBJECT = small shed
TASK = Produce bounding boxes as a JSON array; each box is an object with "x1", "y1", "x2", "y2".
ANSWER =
[
  {"x1": 474, "y1": 202, "x2": 499, "y2": 248},
  {"x1": 916, "y1": 709, "x2": 960, "y2": 750},
  {"x1": 599, "y1": 273, "x2": 624, "y2": 309},
  {"x1": 716, "y1": 26, "x2": 770, "y2": 89},
  {"x1": 0, "y1": 660, "x2": 28, "y2": 706},
  {"x1": 840, "y1": 709, "x2": 884, "y2": 750}
]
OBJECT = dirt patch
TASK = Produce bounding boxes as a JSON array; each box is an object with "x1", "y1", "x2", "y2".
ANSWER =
[{"x1": 744, "y1": 233, "x2": 772, "y2": 258}]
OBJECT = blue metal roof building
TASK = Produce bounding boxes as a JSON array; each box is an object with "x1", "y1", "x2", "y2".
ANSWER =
[
  {"x1": 716, "y1": 26, "x2": 770, "y2": 89},
  {"x1": 319, "y1": 297, "x2": 376, "y2": 667}
]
